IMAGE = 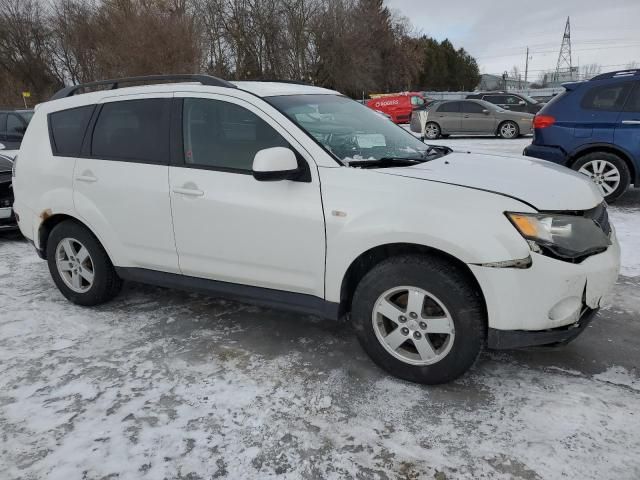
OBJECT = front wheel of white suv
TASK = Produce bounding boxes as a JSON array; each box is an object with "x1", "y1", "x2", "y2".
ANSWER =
[
  {"x1": 351, "y1": 254, "x2": 486, "y2": 384},
  {"x1": 46, "y1": 220, "x2": 122, "y2": 306}
]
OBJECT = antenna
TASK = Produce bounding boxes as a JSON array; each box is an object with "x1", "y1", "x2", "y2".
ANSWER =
[{"x1": 554, "y1": 17, "x2": 573, "y2": 83}]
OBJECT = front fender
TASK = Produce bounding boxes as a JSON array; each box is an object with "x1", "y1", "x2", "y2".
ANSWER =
[{"x1": 319, "y1": 167, "x2": 533, "y2": 302}]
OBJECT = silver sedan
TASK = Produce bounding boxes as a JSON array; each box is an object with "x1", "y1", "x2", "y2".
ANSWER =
[{"x1": 410, "y1": 99, "x2": 534, "y2": 139}]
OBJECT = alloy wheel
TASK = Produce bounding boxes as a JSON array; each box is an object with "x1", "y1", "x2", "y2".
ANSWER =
[
  {"x1": 424, "y1": 123, "x2": 439, "y2": 139},
  {"x1": 578, "y1": 159, "x2": 621, "y2": 197},
  {"x1": 55, "y1": 238, "x2": 95, "y2": 293},
  {"x1": 500, "y1": 122, "x2": 517, "y2": 138},
  {"x1": 372, "y1": 286, "x2": 455, "y2": 366}
]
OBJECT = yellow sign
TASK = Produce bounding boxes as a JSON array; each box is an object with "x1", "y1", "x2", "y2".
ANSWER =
[{"x1": 22, "y1": 91, "x2": 31, "y2": 98}]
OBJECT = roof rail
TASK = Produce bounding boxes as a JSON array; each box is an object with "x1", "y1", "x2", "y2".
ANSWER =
[
  {"x1": 255, "y1": 79, "x2": 314, "y2": 86},
  {"x1": 50, "y1": 74, "x2": 236, "y2": 100},
  {"x1": 590, "y1": 69, "x2": 639, "y2": 81}
]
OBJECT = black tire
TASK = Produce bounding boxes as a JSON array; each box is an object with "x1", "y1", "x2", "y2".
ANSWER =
[
  {"x1": 351, "y1": 254, "x2": 486, "y2": 384},
  {"x1": 46, "y1": 220, "x2": 122, "y2": 306},
  {"x1": 424, "y1": 122, "x2": 441, "y2": 140},
  {"x1": 497, "y1": 120, "x2": 519, "y2": 139},
  {"x1": 571, "y1": 152, "x2": 630, "y2": 203}
]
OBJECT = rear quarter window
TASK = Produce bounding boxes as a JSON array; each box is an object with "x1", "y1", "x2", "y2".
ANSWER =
[
  {"x1": 580, "y1": 82, "x2": 634, "y2": 111},
  {"x1": 49, "y1": 105, "x2": 95, "y2": 156}
]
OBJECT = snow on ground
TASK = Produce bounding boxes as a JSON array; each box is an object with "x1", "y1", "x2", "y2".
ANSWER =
[{"x1": 2, "y1": 135, "x2": 640, "y2": 479}]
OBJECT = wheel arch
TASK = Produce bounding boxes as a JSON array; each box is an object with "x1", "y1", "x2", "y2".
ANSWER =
[
  {"x1": 38, "y1": 213, "x2": 112, "y2": 261},
  {"x1": 338, "y1": 242, "x2": 487, "y2": 321},
  {"x1": 568, "y1": 144, "x2": 637, "y2": 184}
]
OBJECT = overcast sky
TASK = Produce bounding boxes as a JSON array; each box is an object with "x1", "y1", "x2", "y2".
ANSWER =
[{"x1": 384, "y1": 0, "x2": 640, "y2": 80}]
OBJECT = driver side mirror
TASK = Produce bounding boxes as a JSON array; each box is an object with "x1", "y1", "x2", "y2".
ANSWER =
[
  {"x1": 482, "y1": 109, "x2": 490, "y2": 115},
  {"x1": 252, "y1": 147, "x2": 300, "y2": 182},
  {"x1": 0, "y1": 143, "x2": 5, "y2": 150},
  {"x1": 518, "y1": 100, "x2": 526, "y2": 105}
]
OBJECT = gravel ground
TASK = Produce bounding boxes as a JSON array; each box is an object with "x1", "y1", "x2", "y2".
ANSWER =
[{"x1": 1, "y1": 136, "x2": 639, "y2": 480}]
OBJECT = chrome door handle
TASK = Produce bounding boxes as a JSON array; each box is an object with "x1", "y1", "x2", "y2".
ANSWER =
[
  {"x1": 172, "y1": 187, "x2": 204, "y2": 197},
  {"x1": 76, "y1": 175, "x2": 97, "y2": 183},
  {"x1": 621, "y1": 120, "x2": 640, "y2": 125}
]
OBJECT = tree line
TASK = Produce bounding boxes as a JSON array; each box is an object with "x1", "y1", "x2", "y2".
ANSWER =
[{"x1": 0, "y1": 0, "x2": 480, "y2": 107}]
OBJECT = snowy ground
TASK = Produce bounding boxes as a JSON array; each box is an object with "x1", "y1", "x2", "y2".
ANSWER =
[{"x1": 2, "y1": 135, "x2": 640, "y2": 479}]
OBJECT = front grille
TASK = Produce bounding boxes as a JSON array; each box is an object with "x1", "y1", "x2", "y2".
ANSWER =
[{"x1": 584, "y1": 202, "x2": 610, "y2": 236}]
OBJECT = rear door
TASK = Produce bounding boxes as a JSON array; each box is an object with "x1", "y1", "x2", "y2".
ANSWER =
[
  {"x1": 71, "y1": 94, "x2": 179, "y2": 273},
  {"x1": 615, "y1": 81, "x2": 640, "y2": 178},
  {"x1": 460, "y1": 101, "x2": 496, "y2": 134},
  {"x1": 433, "y1": 101, "x2": 462, "y2": 133}
]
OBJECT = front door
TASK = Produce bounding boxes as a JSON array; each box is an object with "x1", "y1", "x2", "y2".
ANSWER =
[
  {"x1": 169, "y1": 94, "x2": 326, "y2": 297},
  {"x1": 460, "y1": 101, "x2": 496, "y2": 134}
]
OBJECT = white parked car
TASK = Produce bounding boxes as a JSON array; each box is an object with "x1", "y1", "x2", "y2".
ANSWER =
[{"x1": 13, "y1": 75, "x2": 621, "y2": 384}]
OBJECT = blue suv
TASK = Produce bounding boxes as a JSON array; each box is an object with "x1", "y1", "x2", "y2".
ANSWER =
[{"x1": 524, "y1": 70, "x2": 640, "y2": 202}]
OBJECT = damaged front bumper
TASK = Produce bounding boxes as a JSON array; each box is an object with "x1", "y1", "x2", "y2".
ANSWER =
[{"x1": 469, "y1": 227, "x2": 621, "y2": 348}]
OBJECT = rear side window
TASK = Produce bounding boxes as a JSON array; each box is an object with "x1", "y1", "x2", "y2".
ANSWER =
[
  {"x1": 581, "y1": 82, "x2": 633, "y2": 111},
  {"x1": 49, "y1": 105, "x2": 94, "y2": 156},
  {"x1": 437, "y1": 102, "x2": 461, "y2": 113},
  {"x1": 483, "y1": 95, "x2": 506, "y2": 104},
  {"x1": 623, "y1": 83, "x2": 640, "y2": 112},
  {"x1": 182, "y1": 98, "x2": 289, "y2": 172},
  {"x1": 92, "y1": 99, "x2": 170, "y2": 163}
]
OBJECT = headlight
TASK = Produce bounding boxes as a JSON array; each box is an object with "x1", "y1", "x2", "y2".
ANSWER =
[{"x1": 506, "y1": 212, "x2": 611, "y2": 260}]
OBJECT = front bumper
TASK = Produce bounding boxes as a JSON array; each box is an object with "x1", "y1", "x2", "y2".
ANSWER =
[
  {"x1": 469, "y1": 228, "x2": 620, "y2": 337},
  {"x1": 523, "y1": 143, "x2": 568, "y2": 165},
  {"x1": 488, "y1": 307, "x2": 597, "y2": 349}
]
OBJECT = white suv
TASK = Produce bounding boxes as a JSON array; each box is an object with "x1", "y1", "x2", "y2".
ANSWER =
[{"x1": 13, "y1": 75, "x2": 621, "y2": 384}]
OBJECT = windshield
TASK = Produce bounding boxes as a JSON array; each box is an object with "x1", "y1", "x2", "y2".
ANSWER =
[{"x1": 267, "y1": 94, "x2": 439, "y2": 165}]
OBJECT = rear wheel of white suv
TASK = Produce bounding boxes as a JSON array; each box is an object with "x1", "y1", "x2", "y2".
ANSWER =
[
  {"x1": 46, "y1": 220, "x2": 122, "y2": 306},
  {"x1": 351, "y1": 254, "x2": 485, "y2": 384}
]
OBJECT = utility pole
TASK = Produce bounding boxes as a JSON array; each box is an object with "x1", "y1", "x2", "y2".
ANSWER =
[{"x1": 524, "y1": 47, "x2": 529, "y2": 86}]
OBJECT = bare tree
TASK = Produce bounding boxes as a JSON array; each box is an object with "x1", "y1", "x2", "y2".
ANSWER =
[{"x1": 580, "y1": 63, "x2": 602, "y2": 80}]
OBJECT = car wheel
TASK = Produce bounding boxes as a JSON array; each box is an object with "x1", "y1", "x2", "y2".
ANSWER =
[
  {"x1": 424, "y1": 122, "x2": 441, "y2": 140},
  {"x1": 572, "y1": 152, "x2": 630, "y2": 202},
  {"x1": 46, "y1": 220, "x2": 122, "y2": 306},
  {"x1": 351, "y1": 254, "x2": 485, "y2": 384},
  {"x1": 498, "y1": 121, "x2": 519, "y2": 139}
]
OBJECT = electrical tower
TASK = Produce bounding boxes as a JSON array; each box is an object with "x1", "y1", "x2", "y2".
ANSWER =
[{"x1": 554, "y1": 17, "x2": 573, "y2": 83}]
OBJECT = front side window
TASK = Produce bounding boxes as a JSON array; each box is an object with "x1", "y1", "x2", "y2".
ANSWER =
[
  {"x1": 92, "y1": 99, "x2": 170, "y2": 163},
  {"x1": 461, "y1": 102, "x2": 485, "y2": 114},
  {"x1": 182, "y1": 98, "x2": 289, "y2": 171},
  {"x1": 410, "y1": 96, "x2": 425, "y2": 106},
  {"x1": 50, "y1": 105, "x2": 95, "y2": 156},
  {"x1": 581, "y1": 82, "x2": 633, "y2": 111},
  {"x1": 505, "y1": 96, "x2": 521, "y2": 105},
  {"x1": 267, "y1": 94, "x2": 440, "y2": 164}
]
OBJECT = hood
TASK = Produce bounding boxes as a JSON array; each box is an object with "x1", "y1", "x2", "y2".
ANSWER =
[{"x1": 375, "y1": 151, "x2": 603, "y2": 211}]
